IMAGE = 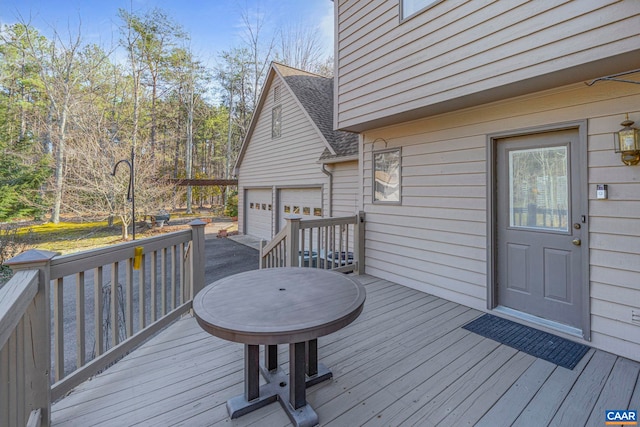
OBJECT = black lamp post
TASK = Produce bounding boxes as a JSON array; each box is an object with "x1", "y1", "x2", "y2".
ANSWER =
[{"x1": 112, "y1": 147, "x2": 136, "y2": 240}]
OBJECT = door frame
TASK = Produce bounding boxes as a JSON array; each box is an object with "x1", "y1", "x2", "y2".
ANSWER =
[{"x1": 486, "y1": 120, "x2": 591, "y2": 340}]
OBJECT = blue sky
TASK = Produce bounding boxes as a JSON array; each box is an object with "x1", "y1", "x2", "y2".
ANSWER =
[{"x1": 0, "y1": 0, "x2": 335, "y2": 66}]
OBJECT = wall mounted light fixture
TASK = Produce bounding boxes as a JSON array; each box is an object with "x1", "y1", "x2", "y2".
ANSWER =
[{"x1": 614, "y1": 116, "x2": 640, "y2": 165}]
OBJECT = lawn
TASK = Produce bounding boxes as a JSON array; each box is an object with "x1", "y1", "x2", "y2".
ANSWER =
[{"x1": 12, "y1": 211, "x2": 224, "y2": 255}]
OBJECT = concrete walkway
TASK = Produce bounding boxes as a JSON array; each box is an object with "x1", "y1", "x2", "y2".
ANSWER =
[{"x1": 227, "y1": 234, "x2": 263, "y2": 250}]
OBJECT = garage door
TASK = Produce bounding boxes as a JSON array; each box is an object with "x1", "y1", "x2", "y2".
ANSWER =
[
  {"x1": 278, "y1": 188, "x2": 323, "y2": 231},
  {"x1": 245, "y1": 189, "x2": 273, "y2": 240}
]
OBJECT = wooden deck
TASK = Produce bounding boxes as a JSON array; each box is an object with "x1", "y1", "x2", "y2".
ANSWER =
[{"x1": 51, "y1": 275, "x2": 640, "y2": 427}]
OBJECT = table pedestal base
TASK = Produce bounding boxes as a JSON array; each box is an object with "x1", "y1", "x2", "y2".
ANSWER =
[{"x1": 226, "y1": 362, "x2": 332, "y2": 427}]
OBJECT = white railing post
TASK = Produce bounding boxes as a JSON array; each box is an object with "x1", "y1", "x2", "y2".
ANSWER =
[
  {"x1": 4, "y1": 249, "x2": 58, "y2": 427},
  {"x1": 285, "y1": 216, "x2": 302, "y2": 267},
  {"x1": 355, "y1": 211, "x2": 365, "y2": 275},
  {"x1": 189, "y1": 220, "x2": 207, "y2": 299}
]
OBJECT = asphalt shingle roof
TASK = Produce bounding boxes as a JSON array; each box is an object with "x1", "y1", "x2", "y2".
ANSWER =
[{"x1": 275, "y1": 63, "x2": 358, "y2": 161}]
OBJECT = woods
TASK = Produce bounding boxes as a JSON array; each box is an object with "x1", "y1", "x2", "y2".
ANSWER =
[{"x1": 0, "y1": 6, "x2": 331, "y2": 233}]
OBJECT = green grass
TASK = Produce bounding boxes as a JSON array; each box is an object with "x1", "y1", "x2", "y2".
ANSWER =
[
  {"x1": 12, "y1": 208, "x2": 225, "y2": 255},
  {"x1": 20, "y1": 221, "x2": 126, "y2": 255}
]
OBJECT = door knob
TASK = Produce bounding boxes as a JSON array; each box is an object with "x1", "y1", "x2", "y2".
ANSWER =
[{"x1": 572, "y1": 239, "x2": 581, "y2": 246}]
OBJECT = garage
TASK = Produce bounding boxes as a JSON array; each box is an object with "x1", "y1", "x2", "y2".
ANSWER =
[
  {"x1": 244, "y1": 188, "x2": 273, "y2": 240},
  {"x1": 278, "y1": 188, "x2": 323, "y2": 231}
]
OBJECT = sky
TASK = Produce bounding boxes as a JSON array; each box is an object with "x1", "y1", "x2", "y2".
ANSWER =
[{"x1": 0, "y1": 0, "x2": 335, "y2": 67}]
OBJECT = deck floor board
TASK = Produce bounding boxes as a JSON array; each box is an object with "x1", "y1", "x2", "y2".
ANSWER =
[{"x1": 51, "y1": 275, "x2": 640, "y2": 427}]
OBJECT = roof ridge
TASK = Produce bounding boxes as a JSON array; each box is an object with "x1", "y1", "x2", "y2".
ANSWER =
[{"x1": 272, "y1": 61, "x2": 328, "y2": 79}]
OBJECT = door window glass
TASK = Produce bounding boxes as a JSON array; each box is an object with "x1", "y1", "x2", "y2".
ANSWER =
[{"x1": 509, "y1": 146, "x2": 568, "y2": 231}]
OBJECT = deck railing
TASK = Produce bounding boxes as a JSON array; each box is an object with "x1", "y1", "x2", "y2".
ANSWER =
[
  {"x1": 260, "y1": 212, "x2": 365, "y2": 274},
  {"x1": 0, "y1": 220, "x2": 206, "y2": 427}
]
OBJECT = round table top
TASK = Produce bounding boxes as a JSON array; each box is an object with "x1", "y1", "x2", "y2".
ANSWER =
[{"x1": 193, "y1": 267, "x2": 366, "y2": 345}]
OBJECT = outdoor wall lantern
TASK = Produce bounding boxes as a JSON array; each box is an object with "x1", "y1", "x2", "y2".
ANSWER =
[{"x1": 614, "y1": 116, "x2": 640, "y2": 165}]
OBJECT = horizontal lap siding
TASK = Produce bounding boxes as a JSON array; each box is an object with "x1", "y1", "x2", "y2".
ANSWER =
[
  {"x1": 238, "y1": 75, "x2": 328, "y2": 236},
  {"x1": 331, "y1": 161, "x2": 359, "y2": 217},
  {"x1": 336, "y1": 0, "x2": 640, "y2": 130},
  {"x1": 588, "y1": 113, "x2": 640, "y2": 361},
  {"x1": 361, "y1": 81, "x2": 640, "y2": 361},
  {"x1": 363, "y1": 133, "x2": 487, "y2": 310}
]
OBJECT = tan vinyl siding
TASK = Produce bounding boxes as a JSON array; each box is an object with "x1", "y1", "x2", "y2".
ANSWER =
[
  {"x1": 361, "y1": 81, "x2": 640, "y2": 361},
  {"x1": 331, "y1": 161, "x2": 359, "y2": 217},
  {"x1": 238, "y1": 74, "x2": 328, "y2": 236},
  {"x1": 335, "y1": 0, "x2": 640, "y2": 131}
]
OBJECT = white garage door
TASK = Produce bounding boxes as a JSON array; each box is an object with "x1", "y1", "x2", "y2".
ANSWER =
[
  {"x1": 278, "y1": 188, "x2": 322, "y2": 231},
  {"x1": 245, "y1": 189, "x2": 273, "y2": 240}
]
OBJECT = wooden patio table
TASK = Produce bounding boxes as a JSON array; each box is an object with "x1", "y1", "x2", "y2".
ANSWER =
[{"x1": 193, "y1": 267, "x2": 366, "y2": 427}]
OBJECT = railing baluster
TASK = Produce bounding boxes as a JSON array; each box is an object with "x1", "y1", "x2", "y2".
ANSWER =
[
  {"x1": 300, "y1": 228, "x2": 306, "y2": 266},
  {"x1": 308, "y1": 228, "x2": 314, "y2": 268},
  {"x1": 345, "y1": 224, "x2": 351, "y2": 265},
  {"x1": 75, "y1": 271, "x2": 85, "y2": 368},
  {"x1": 324, "y1": 226, "x2": 329, "y2": 269},
  {"x1": 161, "y1": 247, "x2": 167, "y2": 315},
  {"x1": 8, "y1": 329, "x2": 17, "y2": 424},
  {"x1": 139, "y1": 253, "x2": 146, "y2": 330},
  {"x1": 171, "y1": 245, "x2": 177, "y2": 310},
  {"x1": 94, "y1": 266, "x2": 103, "y2": 357},
  {"x1": 16, "y1": 320, "x2": 25, "y2": 426},
  {"x1": 125, "y1": 259, "x2": 133, "y2": 338},
  {"x1": 182, "y1": 243, "x2": 191, "y2": 304},
  {"x1": 54, "y1": 277, "x2": 64, "y2": 381},
  {"x1": 1, "y1": 335, "x2": 9, "y2": 424},
  {"x1": 151, "y1": 250, "x2": 157, "y2": 322},
  {"x1": 339, "y1": 226, "x2": 344, "y2": 268},
  {"x1": 179, "y1": 243, "x2": 185, "y2": 305},
  {"x1": 111, "y1": 262, "x2": 119, "y2": 348},
  {"x1": 316, "y1": 227, "x2": 323, "y2": 268}
]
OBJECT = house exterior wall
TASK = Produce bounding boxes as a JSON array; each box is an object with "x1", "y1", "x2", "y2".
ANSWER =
[
  {"x1": 330, "y1": 160, "x2": 360, "y2": 217},
  {"x1": 238, "y1": 74, "x2": 329, "y2": 238},
  {"x1": 335, "y1": 0, "x2": 640, "y2": 132},
  {"x1": 359, "y1": 81, "x2": 640, "y2": 361}
]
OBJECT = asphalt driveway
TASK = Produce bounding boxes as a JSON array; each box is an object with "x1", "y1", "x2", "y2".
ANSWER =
[{"x1": 204, "y1": 236, "x2": 259, "y2": 284}]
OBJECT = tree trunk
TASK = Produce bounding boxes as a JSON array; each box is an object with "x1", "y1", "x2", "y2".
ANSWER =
[
  {"x1": 51, "y1": 102, "x2": 68, "y2": 224},
  {"x1": 120, "y1": 215, "x2": 129, "y2": 240},
  {"x1": 185, "y1": 84, "x2": 194, "y2": 214},
  {"x1": 150, "y1": 76, "x2": 157, "y2": 161}
]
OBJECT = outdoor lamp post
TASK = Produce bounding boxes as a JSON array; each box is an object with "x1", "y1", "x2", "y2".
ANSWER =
[
  {"x1": 614, "y1": 116, "x2": 640, "y2": 166},
  {"x1": 112, "y1": 147, "x2": 136, "y2": 240}
]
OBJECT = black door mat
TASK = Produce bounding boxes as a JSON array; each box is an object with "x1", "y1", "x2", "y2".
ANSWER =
[{"x1": 462, "y1": 314, "x2": 590, "y2": 370}]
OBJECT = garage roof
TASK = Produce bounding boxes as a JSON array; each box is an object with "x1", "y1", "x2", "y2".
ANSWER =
[
  {"x1": 276, "y1": 64, "x2": 358, "y2": 161},
  {"x1": 235, "y1": 62, "x2": 359, "y2": 172}
]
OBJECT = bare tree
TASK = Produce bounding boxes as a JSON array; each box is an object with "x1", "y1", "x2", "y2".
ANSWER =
[
  {"x1": 277, "y1": 22, "x2": 332, "y2": 76},
  {"x1": 170, "y1": 46, "x2": 207, "y2": 214},
  {"x1": 118, "y1": 8, "x2": 186, "y2": 160},
  {"x1": 64, "y1": 104, "x2": 176, "y2": 239},
  {"x1": 238, "y1": 2, "x2": 275, "y2": 114},
  {"x1": 22, "y1": 18, "x2": 108, "y2": 223}
]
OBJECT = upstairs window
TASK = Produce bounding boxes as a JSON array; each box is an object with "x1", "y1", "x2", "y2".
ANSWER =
[
  {"x1": 400, "y1": 0, "x2": 441, "y2": 20},
  {"x1": 272, "y1": 105, "x2": 282, "y2": 138}
]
